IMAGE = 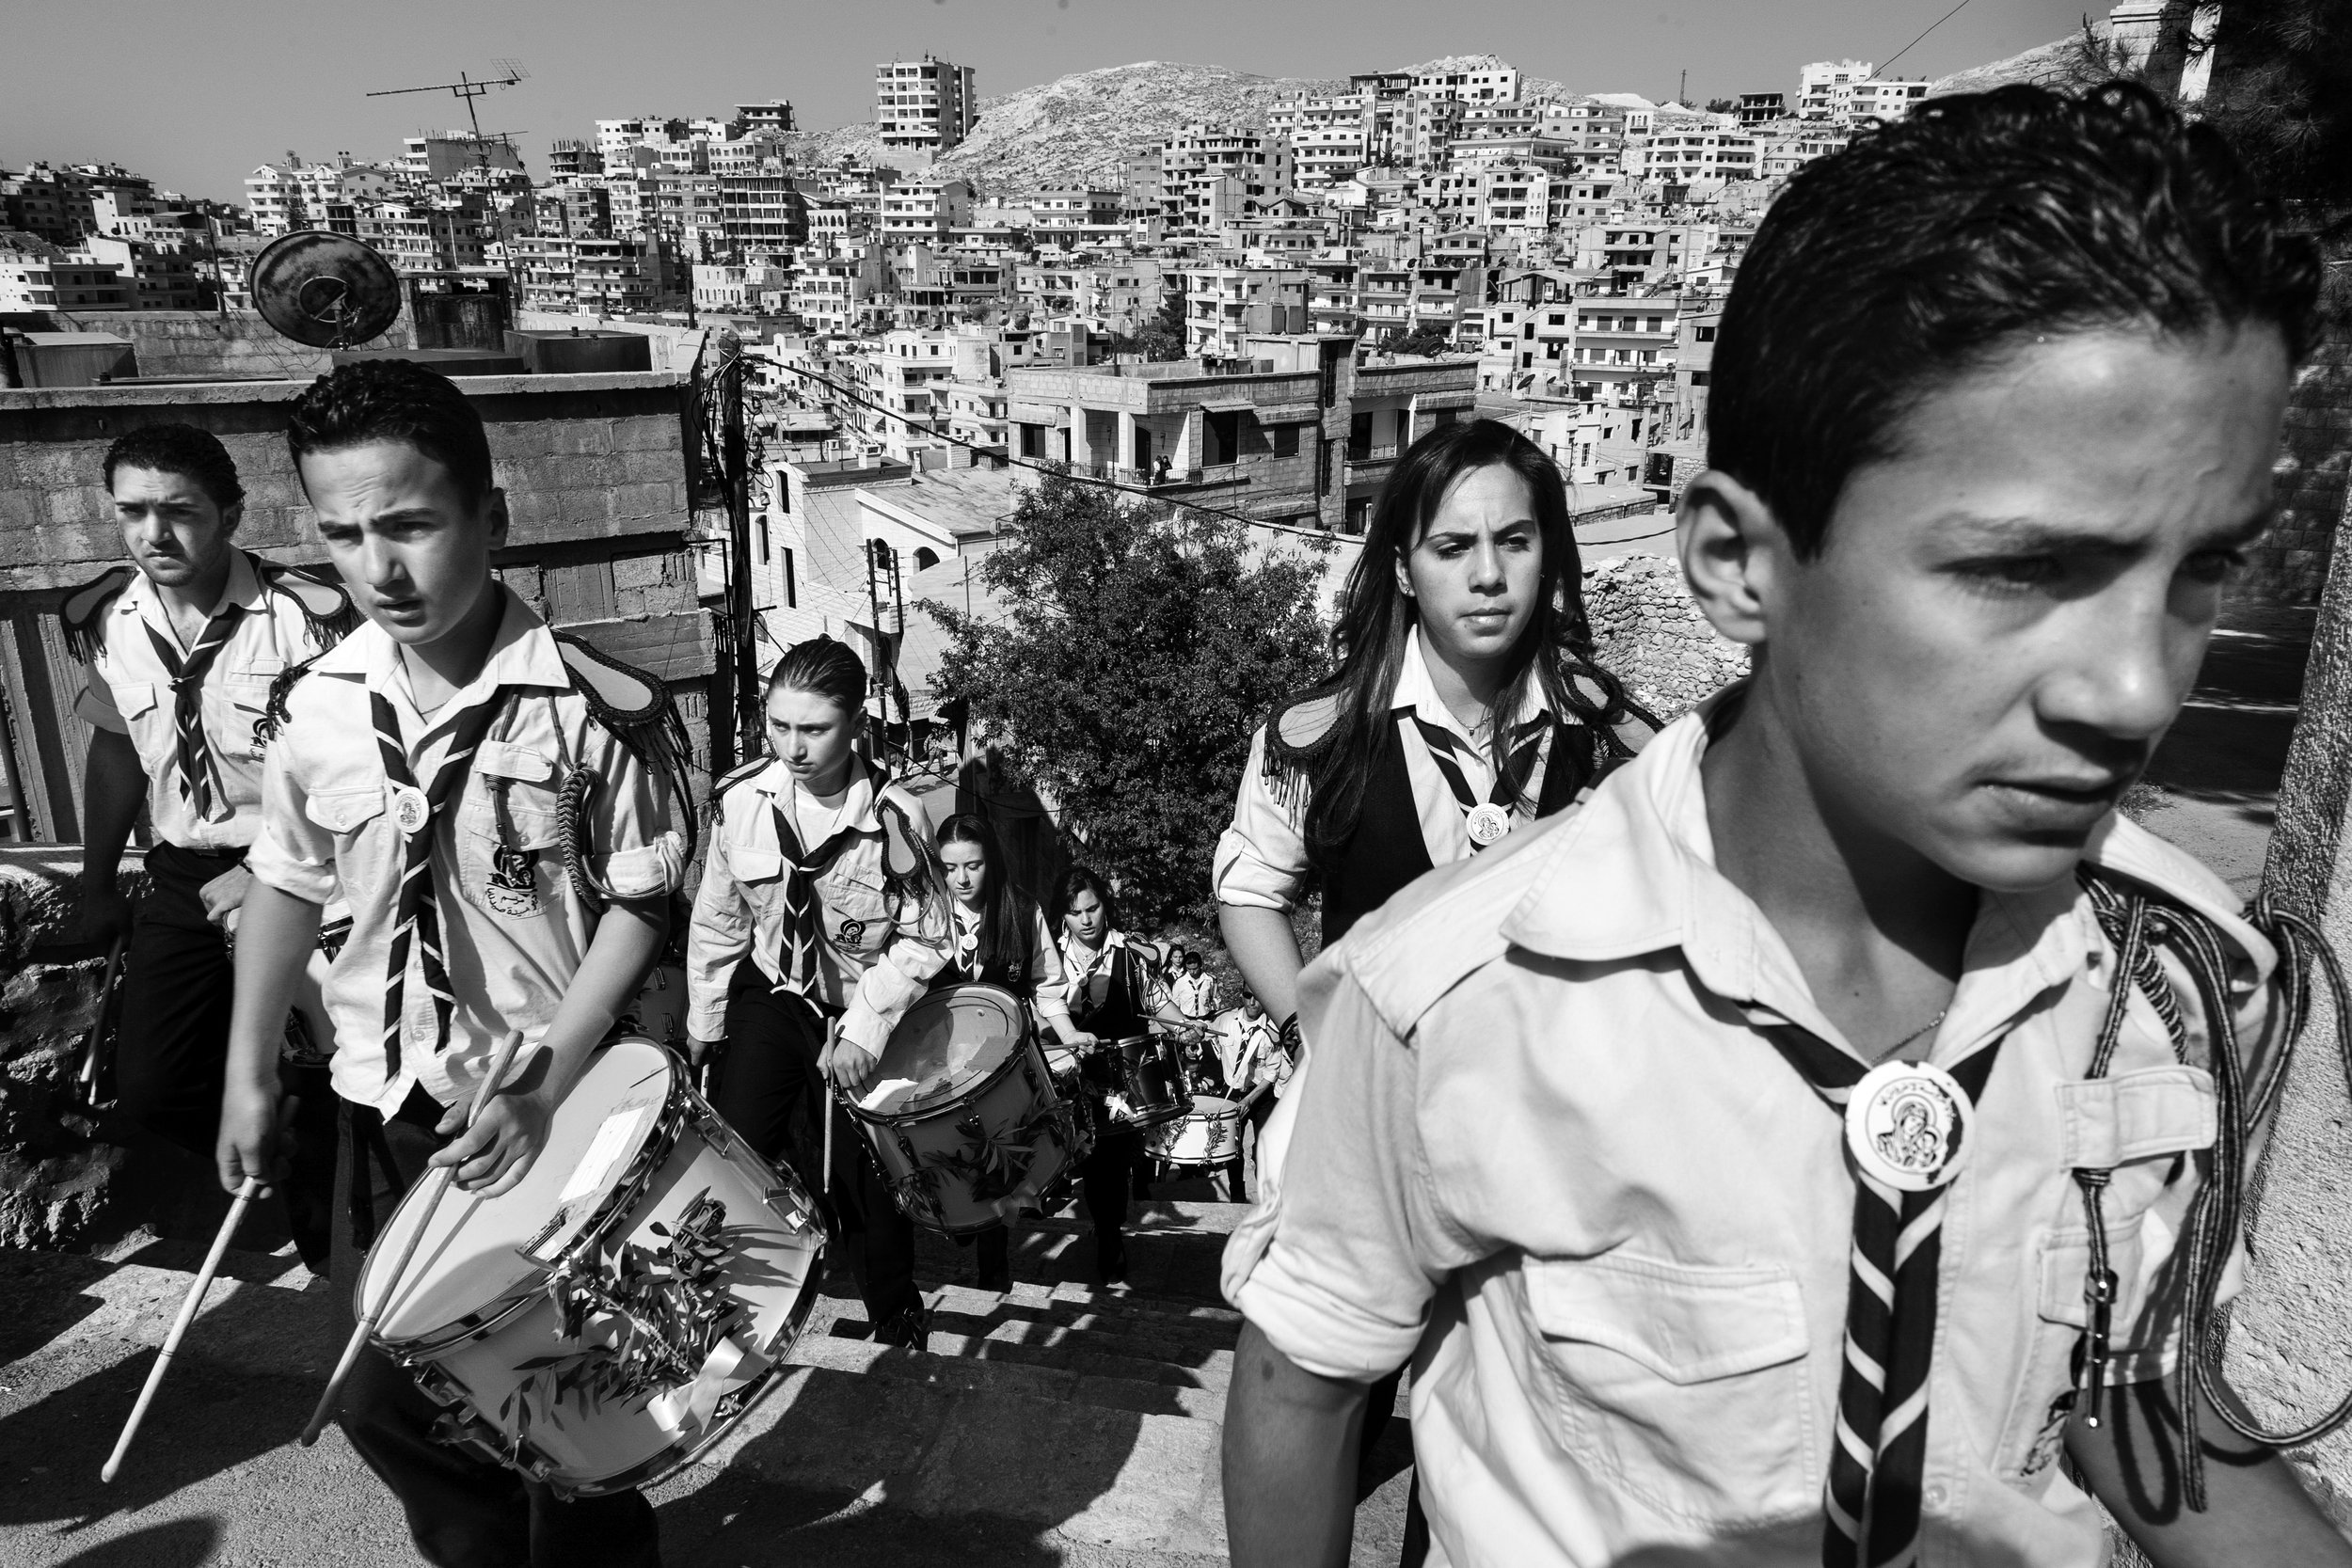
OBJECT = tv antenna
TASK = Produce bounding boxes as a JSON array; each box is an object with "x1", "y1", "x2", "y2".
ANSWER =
[{"x1": 367, "y1": 59, "x2": 530, "y2": 166}]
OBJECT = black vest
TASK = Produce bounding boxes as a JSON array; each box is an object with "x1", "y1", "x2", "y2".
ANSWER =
[
  {"x1": 1319, "y1": 717, "x2": 1603, "y2": 947},
  {"x1": 1065, "y1": 941, "x2": 1153, "y2": 1040},
  {"x1": 937, "y1": 899, "x2": 1039, "y2": 996}
]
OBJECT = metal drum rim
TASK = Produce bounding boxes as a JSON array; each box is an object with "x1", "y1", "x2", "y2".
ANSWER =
[{"x1": 846, "y1": 983, "x2": 1030, "y2": 1129}]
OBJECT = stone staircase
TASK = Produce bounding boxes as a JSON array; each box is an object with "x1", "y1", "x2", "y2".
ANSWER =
[{"x1": 0, "y1": 1175, "x2": 1417, "y2": 1566}]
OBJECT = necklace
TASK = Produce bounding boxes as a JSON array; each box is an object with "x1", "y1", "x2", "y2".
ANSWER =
[{"x1": 1880, "y1": 1006, "x2": 1948, "y2": 1061}]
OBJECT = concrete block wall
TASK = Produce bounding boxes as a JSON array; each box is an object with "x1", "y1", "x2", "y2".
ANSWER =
[
  {"x1": 1583, "y1": 551, "x2": 1750, "y2": 719},
  {"x1": 2236, "y1": 334, "x2": 2352, "y2": 622},
  {"x1": 42, "y1": 307, "x2": 416, "y2": 383}
]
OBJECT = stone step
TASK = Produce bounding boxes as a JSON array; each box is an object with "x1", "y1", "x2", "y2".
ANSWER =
[
  {"x1": 691, "y1": 1358, "x2": 1232, "y2": 1559},
  {"x1": 791, "y1": 1326, "x2": 1230, "y2": 1421}
]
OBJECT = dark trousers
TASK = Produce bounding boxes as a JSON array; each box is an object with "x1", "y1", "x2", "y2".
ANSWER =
[
  {"x1": 1079, "y1": 1127, "x2": 1139, "y2": 1260},
  {"x1": 710, "y1": 962, "x2": 919, "y2": 1328},
  {"x1": 118, "y1": 841, "x2": 335, "y2": 1269},
  {"x1": 333, "y1": 1088, "x2": 660, "y2": 1568}
]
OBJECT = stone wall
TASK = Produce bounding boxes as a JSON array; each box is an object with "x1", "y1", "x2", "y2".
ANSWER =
[
  {"x1": 2234, "y1": 330, "x2": 2352, "y2": 620},
  {"x1": 0, "y1": 847, "x2": 143, "y2": 1250},
  {"x1": 1584, "y1": 551, "x2": 1750, "y2": 719}
]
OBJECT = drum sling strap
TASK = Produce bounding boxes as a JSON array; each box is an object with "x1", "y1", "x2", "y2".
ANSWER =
[{"x1": 372, "y1": 683, "x2": 514, "y2": 1082}]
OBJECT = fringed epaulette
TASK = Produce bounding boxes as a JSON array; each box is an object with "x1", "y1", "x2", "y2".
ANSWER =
[
  {"x1": 257, "y1": 558, "x2": 362, "y2": 648},
  {"x1": 58, "y1": 564, "x2": 137, "y2": 663},
  {"x1": 705, "y1": 756, "x2": 771, "y2": 829},
  {"x1": 872, "y1": 772, "x2": 949, "y2": 920},
  {"x1": 554, "y1": 632, "x2": 697, "y2": 860},
  {"x1": 256, "y1": 653, "x2": 325, "y2": 746},
  {"x1": 1261, "y1": 687, "x2": 1343, "y2": 807}
]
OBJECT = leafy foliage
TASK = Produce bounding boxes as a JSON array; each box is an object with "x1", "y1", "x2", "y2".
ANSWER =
[
  {"x1": 1388, "y1": 325, "x2": 1454, "y2": 357},
  {"x1": 928, "y1": 475, "x2": 1331, "y2": 926},
  {"x1": 1104, "y1": 293, "x2": 1190, "y2": 362}
]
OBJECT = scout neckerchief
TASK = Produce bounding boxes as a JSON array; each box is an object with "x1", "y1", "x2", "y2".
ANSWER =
[
  {"x1": 1406, "y1": 711, "x2": 1549, "y2": 850},
  {"x1": 372, "y1": 681, "x2": 514, "y2": 1081},
  {"x1": 144, "y1": 600, "x2": 247, "y2": 820},
  {"x1": 1058, "y1": 929, "x2": 1136, "y2": 1011},
  {"x1": 764, "y1": 769, "x2": 881, "y2": 1002},
  {"x1": 1755, "y1": 1015, "x2": 2003, "y2": 1568}
]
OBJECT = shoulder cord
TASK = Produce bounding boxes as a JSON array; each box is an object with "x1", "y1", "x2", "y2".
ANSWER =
[{"x1": 2077, "y1": 875, "x2": 2352, "y2": 1511}]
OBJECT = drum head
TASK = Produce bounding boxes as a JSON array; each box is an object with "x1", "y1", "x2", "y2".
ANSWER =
[
  {"x1": 1191, "y1": 1095, "x2": 1239, "y2": 1117},
  {"x1": 862, "y1": 984, "x2": 1025, "y2": 1117},
  {"x1": 362, "y1": 1038, "x2": 674, "y2": 1344}
]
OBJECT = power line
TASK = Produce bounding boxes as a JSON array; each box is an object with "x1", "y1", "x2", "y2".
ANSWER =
[{"x1": 1881, "y1": 0, "x2": 1979, "y2": 76}]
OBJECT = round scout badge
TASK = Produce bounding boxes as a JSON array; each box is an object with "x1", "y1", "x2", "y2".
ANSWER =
[
  {"x1": 1466, "y1": 801, "x2": 1513, "y2": 847},
  {"x1": 390, "y1": 784, "x2": 431, "y2": 837},
  {"x1": 1845, "y1": 1058, "x2": 1973, "y2": 1192}
]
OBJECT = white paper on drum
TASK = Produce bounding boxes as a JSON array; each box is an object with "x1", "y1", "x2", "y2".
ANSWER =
[{"x1": 559, "y1": 1103, "x2": 654, "y2": 1205}]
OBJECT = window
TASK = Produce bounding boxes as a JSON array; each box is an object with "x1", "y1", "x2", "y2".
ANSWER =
[
  {"x1": 1272, "y1": 423, "x2": 1299, "y2": 458},
  {"x1": 755, "y1": 518, "x2": 770, "y2": 563},
  {"x1": 1693, "y1": 325, "x2": 1717, "y2": 342},
  {"x1": 1646, "y1": 317, "x2": 1663, "y2": 332},
  {"x1": 783, "y1": 547, "x2": 797, "y2": 608},
  {"x1": 1688, "y1": 371, "x2": 1711, "y2": 387}
]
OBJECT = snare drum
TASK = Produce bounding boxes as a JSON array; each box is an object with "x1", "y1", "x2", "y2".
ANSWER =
[
  {"x1": 850, "y1": 984, "x2": 1087, "y2": 1235},
  {"x1": 1148, "y1": 1095, "x2": 1245, "y2": 1168},
  {"x1": 358, "y1": 1037, "x2": 823, "y2": 1497},
  {"x1": 1089, "y1": 1035, "x2": 1187, "y2": 1129}
]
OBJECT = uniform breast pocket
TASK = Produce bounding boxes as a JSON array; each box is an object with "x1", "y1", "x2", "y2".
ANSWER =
[
  {"x1": 458, "y1": 763, "x2": 565, "y2": 923},
  {"x1": 303, "y1": 784, "x2": 389, "y2": 900},
  {"x1": 816, "y1": 863, "x2": 892, "y2": 958},
  {"x1": 1997, "y1": 1065, "x2": 2215, "y2": 1483},
  {"x1": 215, "y1": 673, "x2": 278, "y2": 759},
  {"x1": 1522, "y1": 1253, "x2": 1820, "y2": 1529}
]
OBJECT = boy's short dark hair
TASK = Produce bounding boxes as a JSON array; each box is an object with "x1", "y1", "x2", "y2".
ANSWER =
[
  {"x1": 103, "y1": 423, "x2": 245, "y2": 513},
  {"x1": 1710, "y1": 80, "x2": 2321, "y2": 559},
  {"x1": 285, "y1": 359, "x2": 495, "y2": 507}
]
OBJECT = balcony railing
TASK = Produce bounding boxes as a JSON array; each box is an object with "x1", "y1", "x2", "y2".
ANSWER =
[{"x1": 1347, "y1": 442, "x2": 1400, "y2": 465}]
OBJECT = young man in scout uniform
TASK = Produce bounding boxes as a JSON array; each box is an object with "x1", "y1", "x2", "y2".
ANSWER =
[
  {"x1": 215, "y1": 360, "x2": 688, "y2": 1567},
  {"x1": 1222, "y1": 84, "x2": 2352, "y2": 1568},
  {"x1": 67, "y1": 422, "x2": 357, "y2": 1263}
]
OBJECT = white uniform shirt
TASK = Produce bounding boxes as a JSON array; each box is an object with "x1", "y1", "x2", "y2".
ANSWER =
[
  {"x1": 1213, "y1": 627, "x2": 1560, "y2": 912},
  {"x1": 684, "y1": 757, "x2": 950, "y2": 1057},
  {"x1": 1171, "y1": 970, "x2": 1218, "y2": 1020},
  {"x1": 77, "y1": 549, "x2": 333, "y2": 851},
  {"x1": 247, "y1": 592, "x2": 686, "y2": 1116},
  {"x1": 1224, "y1": 700, "x2": 2280, "y2": 1568}
]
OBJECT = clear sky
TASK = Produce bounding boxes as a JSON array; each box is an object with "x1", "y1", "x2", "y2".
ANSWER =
[{"x1": 5, "y1": 0, "x2": 2090, "y2": 204}]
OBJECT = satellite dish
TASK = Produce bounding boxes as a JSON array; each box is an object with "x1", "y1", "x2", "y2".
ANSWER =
[{"x1": 250, "y1": 232, "x2": 403, "y2": 349}]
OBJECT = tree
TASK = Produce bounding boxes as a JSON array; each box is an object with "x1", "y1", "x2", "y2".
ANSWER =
[
  {"x1": 1105, "y1": 291, "x2": 1189, "y2": 362},
  {"x1": 1705, "y1": 97, "x2": 1739, "y2": 115},
  {"x1": 927, "y1": 475, "x2": 1331, "y2": 926},
  {"x1": 1389, "y1": 324, "x2": 1453, "y2": 357}
]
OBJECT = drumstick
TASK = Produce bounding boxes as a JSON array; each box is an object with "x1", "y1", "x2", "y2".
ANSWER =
[
  {"x1": 298, "y1": 1028, "x2": 526, "y2": 1448},
  {"x1": 101, "y1": 1175, "x2": 260, "y2": 1482},
  {"x1": 75, "y1": 927, "x2": 131, "y2": 1108},
  {"x1": 820, "y1": 1016, "x2": 840, "y2": 1197}
]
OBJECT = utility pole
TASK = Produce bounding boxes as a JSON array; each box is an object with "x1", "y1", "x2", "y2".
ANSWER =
[
  {"x1": 719, "y1": 336, "x2": 758, "y2": 767},
  {"x1": 1679, "y1": 69, "x2": 1689, "y2": 107}
]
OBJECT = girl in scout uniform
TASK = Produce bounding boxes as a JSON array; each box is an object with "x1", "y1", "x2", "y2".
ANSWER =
[
  {"x1": 686, "y1": 636, "x2": 952, "y2": 1348},
  {"x1": 932, "y1": 811, "x2": 1097, "y2": 1292},
  {"x1": 1050, "y1": 865, "x2": 1184, "y2": 1286},
  {"x1": 1213, "y1": 416, "x2": 1655, "y2": 1496}
]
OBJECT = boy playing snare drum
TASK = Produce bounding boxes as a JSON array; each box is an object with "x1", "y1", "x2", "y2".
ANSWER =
[{"x1": 217, "y1": 360, "x2": 687, "y2": 1568}]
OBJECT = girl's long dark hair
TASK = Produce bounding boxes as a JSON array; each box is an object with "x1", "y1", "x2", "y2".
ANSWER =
[
  {"x1": 936, "y1": 813, "x2": 1035, "y2": 976},
  {"x1": 1048, "y1": 864, "x2": 1120, "y2": 937},
  {"x1": 1269, "y1": 418, "x2": 1640, "y2": 865}
]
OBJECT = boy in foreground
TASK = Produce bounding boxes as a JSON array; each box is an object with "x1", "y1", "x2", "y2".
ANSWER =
[
  {"x1": 1223, "y1": 84, "x2": 2351, "y2": 1567},
  {"x1": 217, "y1": 361, "x2": 685, "y2": 1566}
]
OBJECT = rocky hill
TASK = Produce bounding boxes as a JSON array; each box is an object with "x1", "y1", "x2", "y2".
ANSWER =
[{"x1": 791, "y1": 55, "x2": 1574, "y2": 197}]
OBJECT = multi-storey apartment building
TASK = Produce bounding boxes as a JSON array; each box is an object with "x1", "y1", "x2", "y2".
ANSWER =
[
  {"x1": 0, "y1": 240, "x2": 132, "y2": 310},
  {"x1": 1267, "y1": 95, "x2": 1369, "y2": 188},
  {"x1": 81, "y1": 234, "x2": 208, "y2": 309},
  {"x1": 881, "y1": 178, "x2": 975, "y2": 245},
  {"x1": 1412, "y1": 62, "x2": 1522, "y2": 103},
  {"x1": 1840, "y1": 78, "x2": 1930, "y2": 121},
  {"x1": 791, "y1": 244, "x2": 883, "y2": 334},
  {"x1": 876, "y1": 56, "x2": 978, "y2": 166},
  {"x1": 1797, "y1": 59, "x2": 1874, "y2": 119},
  {"x1": 1182, "y1": 265, "x2": 1309, "y2": 359},
  {"x1": 1626, "y1": 130, "x2": 1758, "y2": 180},
  {"x1": 1159, "y1": 126, "x2": 1295, "y2": 229},
  {"x1": 1756, "y1": 126, "x2": 1852, "y2": 178}
]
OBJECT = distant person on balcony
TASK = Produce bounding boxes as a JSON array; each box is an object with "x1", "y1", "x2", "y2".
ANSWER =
[
  {"x1": 1212, "y1": 415, "x2": 1660, "y2": 1550},
  {"x1": 64, "y1": 421, "x2": 359, "y2": 1269}
]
